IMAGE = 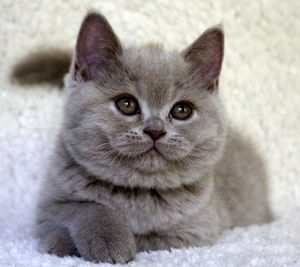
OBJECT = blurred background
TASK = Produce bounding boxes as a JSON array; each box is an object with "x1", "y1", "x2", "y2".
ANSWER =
[{"x1": 0, "y1": 0, "x2": 299, "y2": 218}]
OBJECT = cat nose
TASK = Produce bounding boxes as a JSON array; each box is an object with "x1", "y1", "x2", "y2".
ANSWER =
[{"x1": 143, "y1": 128, "x2": 166, "y2": 141}]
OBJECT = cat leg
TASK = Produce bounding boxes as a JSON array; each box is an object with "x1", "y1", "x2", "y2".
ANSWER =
[
  {"x1": 37, "y1": 220, "x2": 78, "y2": 257},
  {"x1": 37, "y1": 201, "x2": 136, "y2": 264}
]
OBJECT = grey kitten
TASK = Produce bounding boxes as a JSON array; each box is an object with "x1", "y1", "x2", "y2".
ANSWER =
[{"x1": 30, "y1": 12, "x2": 272, "y2": 264}]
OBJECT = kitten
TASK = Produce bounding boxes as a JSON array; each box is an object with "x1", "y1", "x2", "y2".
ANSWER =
[{"x1": 16, "y1": 12, "x2": 272, "y2": 264}]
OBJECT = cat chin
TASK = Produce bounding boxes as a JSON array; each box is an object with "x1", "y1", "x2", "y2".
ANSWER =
[
  {"x1": 128, "y1": 150, "x2": 169, "y2": 173},
  {"x1": 114, "y1": 146, "x2": 193, "y2": 174},
  {"x1": 124, "y1": 150, "x2": 194, "y2": 174}
]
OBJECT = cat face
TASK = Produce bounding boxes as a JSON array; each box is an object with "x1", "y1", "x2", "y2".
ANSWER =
[{"x1": 62, "y1": 12, "x2": 226, "y2": 188}]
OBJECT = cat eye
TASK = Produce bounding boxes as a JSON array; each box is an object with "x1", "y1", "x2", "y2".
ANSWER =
[
  {"x1": 170, "y1": 102, "x2": 193, "y2": 120},
  {"x1": 115, "y1": 95, "x2": 140, "y2": 116}
]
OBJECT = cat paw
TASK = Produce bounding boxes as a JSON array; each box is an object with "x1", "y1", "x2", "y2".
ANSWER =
[
  {"x1": 73, "y1": 226, "x2": 136, "y2": 264},
  {"x1": 40, "y1": 227, "x2": 78, "y2": 257}
]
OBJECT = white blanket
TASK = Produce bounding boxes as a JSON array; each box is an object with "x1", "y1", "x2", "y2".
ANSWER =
[{"x1": 1, "y1": 0, "x2": 299, "y2": 266}]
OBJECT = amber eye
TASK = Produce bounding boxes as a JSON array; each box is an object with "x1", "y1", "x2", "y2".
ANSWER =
[
  {"x1": 170, "y1": 102, "x2": 193, "y2": 120},
  {"x1": 115, "y1": 95, "x2": 140, "y2": 116}
]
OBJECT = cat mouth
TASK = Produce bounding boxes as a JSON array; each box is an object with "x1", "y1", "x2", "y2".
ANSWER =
[
  {"x1": 149, "y1": 146, "x2": 160, "y2": 154},
  {"x1": 144, "y1": 145, "x2": 165, "y2": 158}
]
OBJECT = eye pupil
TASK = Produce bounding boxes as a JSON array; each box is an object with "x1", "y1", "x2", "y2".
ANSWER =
[{"x1": 178, "y1": 106, "x2": 184, "y2": 112}]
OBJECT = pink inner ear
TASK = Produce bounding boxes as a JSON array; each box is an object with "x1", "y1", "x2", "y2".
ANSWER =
[
  {"x1": 184, "y1": 27, "x2": 224, "y2": 87},
  {"x1": 75, "y1": 12, "x2": 122, "y2": 81}
]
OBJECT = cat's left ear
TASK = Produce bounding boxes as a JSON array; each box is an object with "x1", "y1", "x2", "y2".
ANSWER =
[{"x1": 183, "y1": 26, "x2": 224, "y2": 91}]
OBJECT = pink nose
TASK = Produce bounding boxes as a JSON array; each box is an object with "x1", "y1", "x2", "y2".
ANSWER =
[{"x1": 143, "y1": 129, "x2": 166, "y2": 141}]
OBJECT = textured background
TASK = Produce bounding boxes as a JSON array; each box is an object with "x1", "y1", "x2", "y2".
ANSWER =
[{"x1": 0, "y1": 0, "x2": 299, "y2": 266}]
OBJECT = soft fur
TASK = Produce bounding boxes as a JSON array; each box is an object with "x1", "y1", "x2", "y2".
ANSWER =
[{"x1": 29, "y1": 12, "x2": 273, "y2": 264}]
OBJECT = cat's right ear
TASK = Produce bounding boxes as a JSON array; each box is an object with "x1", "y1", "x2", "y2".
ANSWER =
[{"x1": 73, "y1": 12, "x2": 122, "y2": 82}]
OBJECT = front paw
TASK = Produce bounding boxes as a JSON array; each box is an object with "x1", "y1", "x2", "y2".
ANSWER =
[
  {"x1": 39, "y1": 227, "x2": 78, "y2": 257},
  {"x1": 73, "y1": 225, "x2": 136, "y2": 264}
]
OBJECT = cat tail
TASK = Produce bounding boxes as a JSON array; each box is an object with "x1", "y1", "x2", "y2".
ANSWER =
[{"x1": 11, "y1": 49, "x2": 72, "y2": 87}]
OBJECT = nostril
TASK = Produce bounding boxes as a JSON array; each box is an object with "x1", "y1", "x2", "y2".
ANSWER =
[{"x1": 143, "y1": 129, "x2": 166, "y2": 141}]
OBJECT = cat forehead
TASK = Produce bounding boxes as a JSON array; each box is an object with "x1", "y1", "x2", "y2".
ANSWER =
[{"x1": 121, "y1": 45, "x2": 191, "y2": 108}]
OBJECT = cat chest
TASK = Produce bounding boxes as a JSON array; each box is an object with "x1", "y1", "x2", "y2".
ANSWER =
[{"x1": 111, "y1": 189, "x2": 202, "y2": 234}]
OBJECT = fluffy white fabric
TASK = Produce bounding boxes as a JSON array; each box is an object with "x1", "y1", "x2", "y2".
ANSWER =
[{"x1": 0, "y1": 0, "x2": 299, "y2": 266}]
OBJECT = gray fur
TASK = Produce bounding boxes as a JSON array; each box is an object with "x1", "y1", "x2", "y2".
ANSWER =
[{"x1": 35, "y1": 12, "x2": 272, "y2": 263}]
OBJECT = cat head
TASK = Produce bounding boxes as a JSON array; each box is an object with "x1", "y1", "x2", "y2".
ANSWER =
[{"x1": 63, "y1": 12, "x2": 227, "y2": 189}]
